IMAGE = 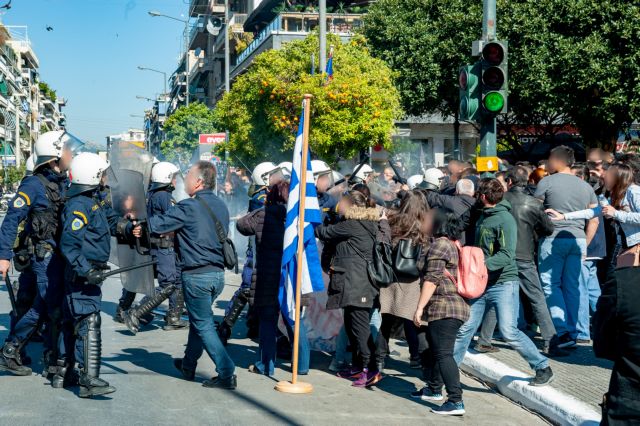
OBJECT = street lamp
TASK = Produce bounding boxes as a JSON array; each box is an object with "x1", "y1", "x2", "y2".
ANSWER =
[
  {"x1": 137, "y1": 66, "x2": 168, "y2": 106},
  {"x1": 135, "y1": 95, "x2": 156, "y2": 102},
  {"x1": 130, "y1": 114, "x2": 145, "y2": 118},
  {"x1": 148, "y1": 10, "x2": 190, "y2": 106}
]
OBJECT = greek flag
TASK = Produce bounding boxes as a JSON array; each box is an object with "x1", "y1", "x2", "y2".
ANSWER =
[{"x1": 278, "y1": 101, "x2": 324, "y2": 324}]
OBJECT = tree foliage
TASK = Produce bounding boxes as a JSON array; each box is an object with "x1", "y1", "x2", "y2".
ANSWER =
[
  {"x1": 364, "y1": 0, "x2": 640, "y2": 148},
  {"x1": 161, "y1": 102, "x2": 218, "y2": 162},
  {"x1": 213, "y1": 33, "x2": 402, "y2": 165}
]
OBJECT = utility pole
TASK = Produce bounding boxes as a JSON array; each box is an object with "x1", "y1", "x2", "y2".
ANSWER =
[
  {"x1": 479, "y1": 0, "x2": 496, "y2": 159},
  {"x1": 14, "y1": 97, "x2": 20, "y2": 167},
  {"x1": 319, "y1": 0, "x2": 326, "y2": 74},
  {"x1": 185, "y1": 19, "x2": 190, "y2": 106},
  {"x1": 224, "y1": 0, "x2": 230, "y2": 93}
]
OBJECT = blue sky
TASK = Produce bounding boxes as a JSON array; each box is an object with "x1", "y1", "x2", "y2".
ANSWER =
[{"x1": 3, "y1": 0, "x2": 188, "y2": 145}]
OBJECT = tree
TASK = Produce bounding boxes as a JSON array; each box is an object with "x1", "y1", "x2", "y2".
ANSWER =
[
  {"x1": 213, "y1": 33, "x2": 402, "y2": 165},
  {"x1": 364, "y1": 0, "x2": 640, "y2": 149},
  {"x1": 161, "y1": 102, "x2": 218, "y2": 162}
]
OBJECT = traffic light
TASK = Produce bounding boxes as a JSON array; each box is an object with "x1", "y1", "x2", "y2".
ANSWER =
[
  {"x1": 459, "y1": 62, "x2": 482, "y2": 121},
  {"x1": 480, "y1": 41, "x2": 508, "y2": 114}
]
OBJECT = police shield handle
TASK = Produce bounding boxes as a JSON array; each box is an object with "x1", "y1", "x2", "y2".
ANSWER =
[
  {"x1": 0, "y1": 259, "x2": 10, "y2": 278},
  {"x1": 275, "y1": 94, "x2": 314, "y2": 395}
]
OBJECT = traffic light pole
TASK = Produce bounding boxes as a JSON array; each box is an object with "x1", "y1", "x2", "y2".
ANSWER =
[{"x1": 480, "y1": 0, "x2": 497, "y2": 159}]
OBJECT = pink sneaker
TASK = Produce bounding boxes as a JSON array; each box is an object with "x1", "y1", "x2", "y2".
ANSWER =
[
  {"x1": 352, "y1": 368, "x2": 369, "y2": 387},
  {"x1": 336, "y1": 367, "x2": 362, "y2": 379}
]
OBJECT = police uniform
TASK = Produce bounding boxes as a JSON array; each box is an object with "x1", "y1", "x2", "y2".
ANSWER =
[
  {"x1": 0, "y1": 167, "x2": 67, "y2": 375},
  {"x1": 248, "y1": 186, "x2": 267, "y2": 212},
  {"x1": 59, "y1": 190, "x2": 121, "y2": 395},
  {"x1": 317, "y1": 191, "x2": 338, "y2": 224}
]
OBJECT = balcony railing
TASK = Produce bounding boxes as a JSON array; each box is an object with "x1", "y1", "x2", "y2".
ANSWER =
[{"x1": 234, "y1": 12, "x2": 363, "y2": 68}]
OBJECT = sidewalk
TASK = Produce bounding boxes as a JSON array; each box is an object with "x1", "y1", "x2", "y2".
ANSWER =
[{"x1": 460, "y1": 336, "x2": 611, "y2": 426}]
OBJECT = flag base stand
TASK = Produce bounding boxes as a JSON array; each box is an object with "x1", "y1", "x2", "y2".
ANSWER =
[{"x1": 275, "y1": 380, "x2": 313, "y2": 394}]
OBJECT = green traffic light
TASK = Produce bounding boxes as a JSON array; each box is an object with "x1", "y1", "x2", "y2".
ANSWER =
[{"x1": 484, "y1": 92, "x2": 505, "y2": 113}]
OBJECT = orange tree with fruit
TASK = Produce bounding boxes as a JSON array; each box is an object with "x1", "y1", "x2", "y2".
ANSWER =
[{"x1": 213, "y1": 32, "x2": 401, "y2": 165}]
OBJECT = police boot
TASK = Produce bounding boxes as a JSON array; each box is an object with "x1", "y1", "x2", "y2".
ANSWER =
[
  {"x1": 0, "y1": 342, "x2": 32, "y2": 376},
  {"x1": 123, "y1": 285, "x2": 175, "y2": 335},
  {"x1": 216, "y1": 288, "x2": 249, "y2": 346},
  {"x1": 163, "y1": 287, "x2": 188, "y2": 331},
  {"x1": 51, "y1": 359, "x2": 79, "y2": 389},
  {"x1": 114, "y1": 291, "x2": 136, "y2": 323},
  {"x1": 78, "y1": 314, "x2": 115, "y2": 398}
]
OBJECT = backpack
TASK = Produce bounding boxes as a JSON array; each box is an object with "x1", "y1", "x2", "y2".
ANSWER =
[
  {"x1": 444, "y1": 240, "x2": 488, "y2": 299},
  {"x1": 391, "y1": 238, "x2": 422, "y2": 281},
  {"x1": 348, "y1": 222, "x2": 395, "y2": 289}
]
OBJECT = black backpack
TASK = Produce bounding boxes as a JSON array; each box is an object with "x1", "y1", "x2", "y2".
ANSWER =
[
  {"x1": 391, "y1": 239, "x2": 422, "y2": 281},
  {"x1": 348, "y1": 222, "x2": 395, "y2": 289}
]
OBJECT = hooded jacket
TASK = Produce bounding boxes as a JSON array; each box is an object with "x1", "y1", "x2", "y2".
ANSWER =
[
  {"x1": 315, "y1": 206, "x2": 382, "y2": 310},
  {"x1": 474, "y1": 200, "x2": 519, "y2": 285}
]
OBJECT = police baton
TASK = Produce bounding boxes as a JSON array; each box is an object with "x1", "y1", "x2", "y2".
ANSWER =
[
  {"x1": 334, "y1": 154, "x2": 370, "y2": 187},
  {"x1": 100, "y1": 260, "x2": 158, "y2": 280},
  {"x1": 4, "y1": 274, "x2": 17, "y2": 318},
  {"x1": 388, "y1": 159, "x2": 407, "y2": 185}
]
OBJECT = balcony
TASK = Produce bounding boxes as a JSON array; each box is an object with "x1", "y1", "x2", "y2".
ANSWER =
[
  {"x1": 190, "y1": 0, "x2": 225, "y2": 17},
  {"x1": 233, "y1": 12, "x2": 363, "y2": 71},
  {"x1": 189, "y1": 15, "x2": 209, "y2": 50}
]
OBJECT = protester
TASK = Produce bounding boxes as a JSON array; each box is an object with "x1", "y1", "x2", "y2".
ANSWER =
[
  {"x1": 376, "y1": 191, "x2": 430, "y2": 371},
  {"x1": 421, "y1": 178, "x2": 475, "y2": 245},
  {"x1": 454, "y1": 178, "x2": 554, "y2": 387},
  {"x1": 535, "y1": 146, "x2": 599, "y2": 348},
  {"x1": 316, "y1": 190, "x2": 388, "y2": 387},
  {"x1": 476, "y1": 167, "x2": 567, "y2": 357},
  {"x1": 411, "y1": 208, "x2": 469, "y2": 416}
]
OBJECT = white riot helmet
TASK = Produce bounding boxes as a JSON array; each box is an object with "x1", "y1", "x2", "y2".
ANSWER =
[
  {"x1": 352, "y1": 163, "x2": 374, "y2": 184},
  {"x1": 423, "y1": 167, "x2": 445, "y2": 191},
  {"x1": 311, "y1": 160, "x2": 331, "y2": 181},
  {"x1": 251, "y1": 162, "x2": 280, "y2": 186},
  {"x1": 407, "y1": 174, "x2": 424, "y2": 190},
  {"x1": 67, "y1": 152, "x2": 110, "y2": 198},
  {"x1": 151, "y1": 161, "x2": 180, "y2": 190},
  {"x1": 33, "y1": 130, "x2": 84, "y2": 170},
  {"x1": 278, "y1": 161, "x2": 292, "y2": 181},
  {"x1": 25, "y1": 154, "x2": 35, "y2": 176}
]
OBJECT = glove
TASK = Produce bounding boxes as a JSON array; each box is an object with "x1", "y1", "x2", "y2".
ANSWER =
[{"x1": 85, "y1": 269, "x2": 105, "y2": 286}]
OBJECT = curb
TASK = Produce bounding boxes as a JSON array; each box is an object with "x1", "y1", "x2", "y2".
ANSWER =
[{"x1": 460, "y1": 352, "x2": 601, "y2": 426}]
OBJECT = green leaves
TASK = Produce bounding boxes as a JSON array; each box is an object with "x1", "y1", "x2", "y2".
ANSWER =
[
  {"x1": 213, "y1": 33, "x2": 401, "y2": 166},
  {"x1": 161, "y1": 102, "x2": 218, "y2": 161}
]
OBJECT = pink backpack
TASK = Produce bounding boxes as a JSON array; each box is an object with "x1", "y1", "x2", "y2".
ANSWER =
[{"x1": 444, "y1": 240, "x2": 488, "y2": 299}]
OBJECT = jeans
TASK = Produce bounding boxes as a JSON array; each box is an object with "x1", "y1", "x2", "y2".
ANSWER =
[
  {"x1": 538, "y1": 236, "x2": 587, "y2": 338},
  {"x1": 454, "y1": 281, "x2": 549, "y2": 372},
  {"x1": 182, "y1": 271, "x2": 235, "y2": 379},
  {"x1": 577, "y1": 260, "x2": 601, "y2": 340},
  {"x1": 479, "y1": 260, "x2": 558, "y2": 346},
  {"x1": 254, "y1": 305, "x2": 279, "y2": 376},
  {"x1": 425, "y1": 319, "x2": 464, "y2": 403},
  {"x1": 284, "y1": 313, "x2": 310, "y2": 375}
]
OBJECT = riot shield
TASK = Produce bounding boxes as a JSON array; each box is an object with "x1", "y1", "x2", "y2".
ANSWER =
[
  {"x1": 110, "y1": 168, "x2": 155, "y2": 296},
  {"x1": 108, "y1": 141, "x2": 154, "y2": 193}
]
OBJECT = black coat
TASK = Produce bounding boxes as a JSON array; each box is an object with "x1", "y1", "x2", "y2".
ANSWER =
[
  {"x1": 422, "y1": 190, "x2": 476, "y2": 245},
  {"x1": 236, "y1": 205, "x2": 286, "y2": 307},
  {"x1": 503, "y1": 186, "x2": 554, "y2": 262},
  {"x1": 315, "y1": 206, "x2": 382, "y2": 310}
]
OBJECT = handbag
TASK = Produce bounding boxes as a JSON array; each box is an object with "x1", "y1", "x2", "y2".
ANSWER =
[
  {"x1": 195, "y1": 196, "x2": 239, "y2": 273},
  {"x1": 616, "y1": 244, "x2": 640, "y2": 269},
  {"x1": 391, "y1": 239, "x2": 422, "y2": 281}
]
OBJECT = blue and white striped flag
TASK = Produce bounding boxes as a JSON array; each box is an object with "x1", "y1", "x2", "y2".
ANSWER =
[{"x1": 278, "y1": 100, "x2": 324, "y2": 325}]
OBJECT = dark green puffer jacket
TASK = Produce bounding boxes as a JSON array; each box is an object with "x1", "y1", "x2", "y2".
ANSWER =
[{"x1": 474, "y1": 200, "x2": 519, "y2": 285}]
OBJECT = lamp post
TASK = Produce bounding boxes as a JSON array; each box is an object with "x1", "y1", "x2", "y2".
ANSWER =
[
  {"x1": 135, "y1": 95, "x2": 156, "y2": 102},
  {"x1": 137, "y1": 66, "x2": 167, "y2": 106},
  {"x1": 149, "y1": 10, "x2": 190, "y2": 106}
]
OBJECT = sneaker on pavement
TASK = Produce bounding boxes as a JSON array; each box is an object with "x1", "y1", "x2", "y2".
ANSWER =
[
  {"x1": 365, "y1": 370, "x2": 383, "y2": 387},
  {"x1": 203, "y1": 374, "x2": 237, "y2": 390},
  {"x1": 409, "y1": 357, "x2": 422, "y2": 369},
  {"x1": 542, "y1": 344, "x2": 570, "y2": 358},
  {"x1": 410, "y1": 387, "x2": 444, "y2": 401},
  {"x1": 474, "y1": 344, "x2": 500, "y2": 353},
  {"x1": 173, "y1": 358, "x2": 195, "y2": 381},
  {"x1": 530, "y1": 367, "x2": 554, "y2": 386},
  {"x1": 352, "y1": 369, "x2": 369, "y2": 387},
  {"x1": 432, "y1": 400, "x2": 465, "y2": 416},
  {"x1": 557, "y1": 333, "x2": 577, "y2": 349},
  {"x1": 576, "y1": 338, "x2": 592, "y2": 345},
  {"x1": 336, "y1": 367, "x2": 362, "y2": 379}
]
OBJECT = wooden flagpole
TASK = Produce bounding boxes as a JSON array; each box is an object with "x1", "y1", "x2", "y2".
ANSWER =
[{"x1": 275, "y1": 94, "x2": 314, "y2": 394}]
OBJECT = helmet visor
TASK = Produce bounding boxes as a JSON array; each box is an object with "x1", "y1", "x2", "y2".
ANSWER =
[{"x1": 62, "y1": 132, "x2": 86, "y2": 154}]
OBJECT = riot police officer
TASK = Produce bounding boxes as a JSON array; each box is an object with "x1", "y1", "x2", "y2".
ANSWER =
[
  {"x1": 311, "y1": 160, "x2": 338, "y2": 222},
  {"x1": 122, "y1": 162, "x2": 188, "y2": 334},
  {"x1": 248, "y1": 162, "x2": 282, "y2": 212},
  {"x1": 0, "y1": 131, "x2": 82, "y2": 379},
  {"x1": 58, "y1": 152, "x2": 129, "y2": 398}
]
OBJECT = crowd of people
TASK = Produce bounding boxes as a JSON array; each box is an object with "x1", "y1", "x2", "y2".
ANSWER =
[{"x1": 1, "y1": 136, "x2": 639, "y2": 423}]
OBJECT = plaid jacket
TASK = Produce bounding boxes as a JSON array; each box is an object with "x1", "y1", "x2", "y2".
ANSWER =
[{"x1": 421, "y1": 237, "x2": 470, "y2": 323}]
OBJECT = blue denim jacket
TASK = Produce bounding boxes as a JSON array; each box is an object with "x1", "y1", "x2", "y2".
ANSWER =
[{"x1": 615, "y1": 184, "x2": 640, "y2": 247}]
